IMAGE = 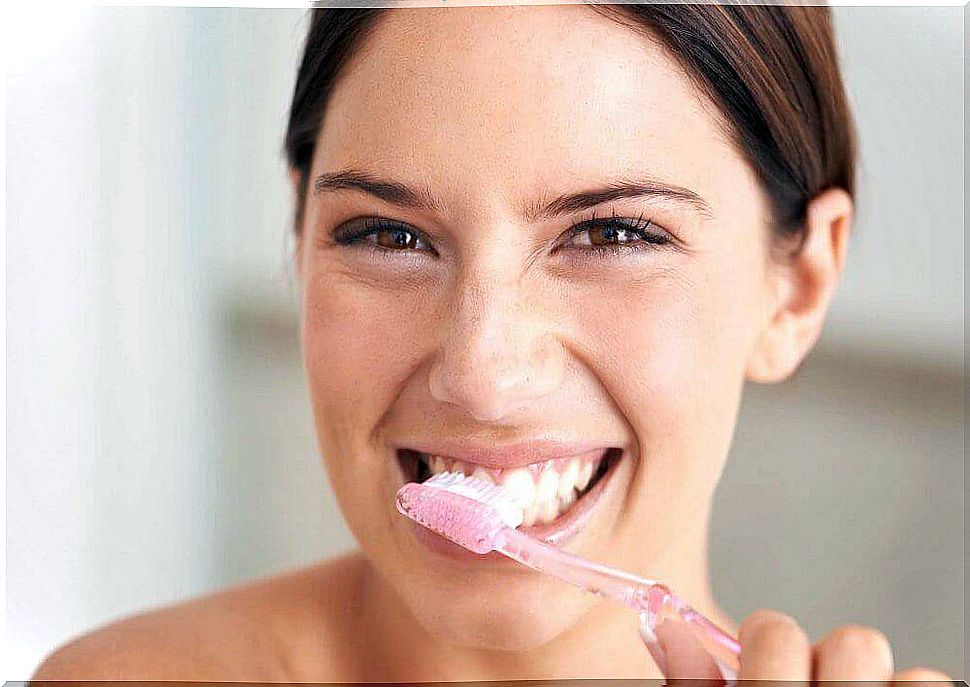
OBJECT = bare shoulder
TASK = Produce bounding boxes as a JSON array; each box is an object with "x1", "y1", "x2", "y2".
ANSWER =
[{"x1": 31, "y1": 551, "x2": 368, "y2": 681}]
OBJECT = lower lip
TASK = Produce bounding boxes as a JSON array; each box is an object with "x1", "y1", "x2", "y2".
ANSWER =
[
  {"x1": 409, "y1": 520, "x2": 511, "y2": 562},
  {"x1": 399, "y1": 448, "x2": 623, "y2": 561}
]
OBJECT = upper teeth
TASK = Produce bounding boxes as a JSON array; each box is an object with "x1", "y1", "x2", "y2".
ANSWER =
[{"x1": 422, "y1": 453, "x2": 602, "y2": 527}]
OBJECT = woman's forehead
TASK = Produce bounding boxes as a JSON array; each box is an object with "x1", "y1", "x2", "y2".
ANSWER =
[{"x1": 315, "y1": 5, "x2": 747, "y2": 220}]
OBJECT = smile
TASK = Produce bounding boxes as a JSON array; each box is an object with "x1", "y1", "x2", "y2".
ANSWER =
[{"x1": 396, "y1": 446, "x2": 624, "y2": 528}]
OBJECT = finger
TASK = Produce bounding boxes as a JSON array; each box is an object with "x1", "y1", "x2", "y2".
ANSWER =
[
  {"x1": 737, "y1": 609, "x2": 812, "y2": 682},
  {"x1": 893, "y1": 666, "x2": 954, "y2": 686},
  {"x1": 814, "y1": 625, "x2": 895, "y2": 682},
  {"x1": 655, "y1": 616, "x2": 723, "y2": 684},
  {"x1": 637, "y1": 614, "x2": 669, "y2": 677}
]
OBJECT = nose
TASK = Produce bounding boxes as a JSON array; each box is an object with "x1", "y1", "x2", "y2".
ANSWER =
[{"x1": 428, "y1": 272, "x2": 566, "y2": 423}]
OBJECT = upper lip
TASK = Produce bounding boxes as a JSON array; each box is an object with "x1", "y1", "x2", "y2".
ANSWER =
[{"x1": 399, "y1": 437, "x2": 616, "y2": 469}]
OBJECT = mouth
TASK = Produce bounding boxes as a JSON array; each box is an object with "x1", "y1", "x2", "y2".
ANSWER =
[{"x1": 396, "y1": 446, "x2": 624, "y2": 543}]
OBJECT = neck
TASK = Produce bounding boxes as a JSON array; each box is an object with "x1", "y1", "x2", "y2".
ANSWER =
[{"x1": 353, "y1": 518, "x2": 727, "y2": 682}]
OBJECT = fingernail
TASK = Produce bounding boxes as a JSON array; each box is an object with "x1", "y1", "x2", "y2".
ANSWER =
[{"x1": 638, "y1": 613, "x2": 670, "y2": 677}]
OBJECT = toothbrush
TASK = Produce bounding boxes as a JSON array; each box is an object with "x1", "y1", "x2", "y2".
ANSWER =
[{"x1": 396, "y1": 471, "x2": 741, "y2": 681}]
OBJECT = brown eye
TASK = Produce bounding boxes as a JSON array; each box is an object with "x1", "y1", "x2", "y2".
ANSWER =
[
  {"x1": 376, "y1": 227, "x2": 419, "y2": 249},
  {"x1": 331, "y1": 218, "x2": 435, "y2": 254},
  {"x1": 587, "y1": 224, "x2": 641, "y2": 246},
  {"x1": 562, "y1": 217, "x2": 671, "y2": 252}
]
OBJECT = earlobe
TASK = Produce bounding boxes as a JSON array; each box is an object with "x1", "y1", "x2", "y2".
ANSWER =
[{"x1": 745, "y1": 187, "x2": 853, "y2": 384}]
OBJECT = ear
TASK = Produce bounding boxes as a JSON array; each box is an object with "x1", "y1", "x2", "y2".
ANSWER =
[
  {"x1": 745, "y1": 187, "x2": 853, "y2": 383},
  {"x1": 289, "y1": 167, "x2": 306, "y2": 279}
]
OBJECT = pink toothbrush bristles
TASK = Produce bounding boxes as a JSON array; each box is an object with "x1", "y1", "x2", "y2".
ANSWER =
[{"x1": 395, "y1": 482, "x2": 507, "y2": 554}]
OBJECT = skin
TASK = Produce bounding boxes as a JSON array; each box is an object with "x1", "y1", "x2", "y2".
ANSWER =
[{"x1": 32, "y1": 6, "x2": 954, "y2": 684}]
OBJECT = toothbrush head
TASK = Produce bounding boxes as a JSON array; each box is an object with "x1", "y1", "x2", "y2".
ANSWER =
[{"x1": 395, "y1": 472, "x2": 524, "y2": 554}]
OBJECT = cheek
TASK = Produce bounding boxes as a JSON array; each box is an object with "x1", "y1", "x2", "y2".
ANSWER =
[
  {"x1": 300, "y1": 268, "x2": 433, "y2": 448},
  {"x1": 569, "y1": 255, "x2": 764, "y2": 468},
  {"x1": 300, "y1": 266, "x2": 441, "y2": 547}
]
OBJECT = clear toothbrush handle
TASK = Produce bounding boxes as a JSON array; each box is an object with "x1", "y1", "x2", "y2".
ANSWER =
[
  {"x1": 635, "y1": 585, "x2": 740, "y2": 683},
  {"x1": 497, "y1": 528, "x2": 740, "y2": 681}
]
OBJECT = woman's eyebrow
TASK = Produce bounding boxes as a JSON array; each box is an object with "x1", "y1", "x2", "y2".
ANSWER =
[
  {"x1": 527, "y1": 178, "x2": 714, "y2": 221},
  {"x1": 314, "y1": 169, "x2": 444, "y2": 213},
  {"x1": 313, "y1": 169, "x2": 712, "y2": 219}
]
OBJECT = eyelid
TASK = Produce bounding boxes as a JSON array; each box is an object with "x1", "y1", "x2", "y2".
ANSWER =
[
  {"x1": 555, "y1": 211, "x2": 677, "y2": 251},
  {"x1": 328, "y1": 210, "x2": 680, "y2": 258},
  {"x1": 331, "y1": 216, "x2": 437, "y2": 254}
]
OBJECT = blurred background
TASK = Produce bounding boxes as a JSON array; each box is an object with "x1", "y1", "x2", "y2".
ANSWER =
[{"x1": 5, "y1": 5, "x2": 965, "y2": 679}]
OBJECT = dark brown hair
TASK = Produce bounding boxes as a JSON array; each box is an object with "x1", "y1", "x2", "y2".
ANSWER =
[{"x1": 283, "y1": 5, "x2": 856, "y2": 254}]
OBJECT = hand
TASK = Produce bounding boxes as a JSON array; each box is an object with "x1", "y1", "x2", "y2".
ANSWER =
[{"x1": 654, "y1": 609, "x2": 955, "y2": 685}]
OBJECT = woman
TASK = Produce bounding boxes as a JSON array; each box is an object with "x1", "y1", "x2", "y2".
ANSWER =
[{"x1": 33, "y1": 4, "x2": 956, "y2": 683}]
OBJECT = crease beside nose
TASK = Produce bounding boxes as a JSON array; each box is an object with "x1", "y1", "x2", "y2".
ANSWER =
[{"x1": 428, "y1": 290, "x2": 565, "y2": 422}]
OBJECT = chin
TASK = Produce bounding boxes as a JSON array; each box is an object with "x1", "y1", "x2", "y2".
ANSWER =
[{"x1": 403, "y1": 570, "x2": 596, "y2": 652}]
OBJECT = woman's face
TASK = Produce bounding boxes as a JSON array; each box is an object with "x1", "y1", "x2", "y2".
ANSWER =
[{"x1": 296, "y1": 6, "x2": 776, "y2": 650}]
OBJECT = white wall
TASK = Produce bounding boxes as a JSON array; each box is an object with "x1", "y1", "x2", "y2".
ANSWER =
[
  {"x1": 826, "y1": 6, "x2": 964, "y2": 367},
  {"x1": 6, "y1": 7, "x2": 235, "y2": 674},
  {"x1": 5, "y1": 6, "x2": 964, "y2": 679}
]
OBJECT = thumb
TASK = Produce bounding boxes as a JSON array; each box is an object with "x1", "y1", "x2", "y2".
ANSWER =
[{"x1": 655, "y1": 616, "x2": 725, "y2": 684}]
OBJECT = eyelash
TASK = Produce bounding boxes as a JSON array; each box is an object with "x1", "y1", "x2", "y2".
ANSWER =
[
  {"x1": 562, "y1": 208, "x2": 674, "y2": 256},
  {"x1": 327, "y1": 208, "x2": 676, "y2": 258},
  {"x1": 329, "y1": 217, "x2": 437, "y2": 258}
]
